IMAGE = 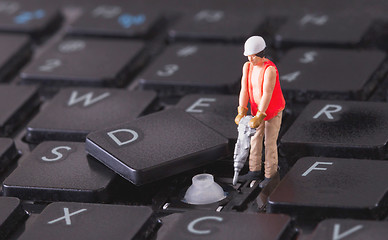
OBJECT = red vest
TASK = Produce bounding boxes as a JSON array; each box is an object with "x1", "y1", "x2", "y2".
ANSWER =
[{"x1": 247, "y1": 60, "x2": 285, "y2": 121}]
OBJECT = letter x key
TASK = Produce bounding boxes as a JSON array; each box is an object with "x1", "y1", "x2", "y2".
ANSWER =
[
  {"x1": 18, "y1": 202, "x2": 156, "y2": 239},
  {"x1": 48, "y1": 208, "x2": 87, "y2": 225}
]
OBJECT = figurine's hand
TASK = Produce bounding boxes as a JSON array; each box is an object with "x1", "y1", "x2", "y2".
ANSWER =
[
  {"x1": 234, "y1": 106, "x2": 248, "y2": 125},
  {"x1": 249, "y1": 111, "x2": 267, "y2": 128},
  {"x1": 235, "y1": 114, "x2": 245, "y2": 125},
  {"x1": 249, "y1": 116, "x2": 262, "y2": 128}
]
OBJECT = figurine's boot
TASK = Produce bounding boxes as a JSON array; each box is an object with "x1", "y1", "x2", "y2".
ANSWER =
[
  {"x1": 259, "y1": 171, "x2": 280, "y2": 188},
  {"x1": 238, "y1": 171, "x2": 261, "y2": 182},
  {"x1": 259, "y1": 177, "x2": 272, "y2": 188}
]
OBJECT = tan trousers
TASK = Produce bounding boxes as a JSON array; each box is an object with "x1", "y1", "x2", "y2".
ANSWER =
[{"x1": 249, "y1": 111, "x2": 282, "y2": 178}]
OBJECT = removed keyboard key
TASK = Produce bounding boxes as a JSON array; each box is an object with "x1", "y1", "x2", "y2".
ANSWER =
[{"x1": 86, "y1": 109, "x2": 229, "y2": 185}]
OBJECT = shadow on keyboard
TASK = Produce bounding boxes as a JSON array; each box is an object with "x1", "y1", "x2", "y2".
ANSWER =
[{"x1": 0, "y1": 0, "x2": 388, "y2": 239}]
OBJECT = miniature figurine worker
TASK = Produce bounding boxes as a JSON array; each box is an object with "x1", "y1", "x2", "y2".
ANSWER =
[{"x1": 235, "y1": 36, "x2": 285, "y2": 186}]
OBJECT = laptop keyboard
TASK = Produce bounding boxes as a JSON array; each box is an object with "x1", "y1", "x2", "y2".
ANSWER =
[{"x1": 1, "y1": 0, "x2": 388, "y2": 239}]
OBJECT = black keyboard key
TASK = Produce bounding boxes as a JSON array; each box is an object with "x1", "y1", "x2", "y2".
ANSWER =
[
  {"x1": 275, "y1": 12, "x2": 371, "y2": 47},
  {"x1": 0, "y1": 84, "x2": 40, "y2": 137},
  {"x1": 18, "y1": 202, "x2": 157, "y2": 240},
  {"x1": 169, "y1": 5, "x2": 265, "y2": 42},
  {"x1": 69, "y1": 2, "x2": 161, "y2": 38},
  {"x1": 3, "y1": 141, "x2": 115, "y2": 202},
  {"x1": 20, "y1": 38, "x2": 145, "y2": 87},
  {"x1": 309, "y1": 219, "x2": 388, "y2": 240},
  {"x1": 136, "y1": 43, "x2": 244, "y2": 95},
  {"x1": 175, "y1": 94, "x2": 237, "y2": 143},
  {"x1": 267, "y1": 157, "x2": 388, "y2": 219},
  {"x1": 370, "y1": 77, "x2": 388, "y2": 102},
  {"x1": 0, "y1": 138, "x2": 18, "y2": 172},
  {"x1": 25, "y1": 88, "x2": 156, "y2": 143},
  {"x1": 86, "y1": 109, "x2": 229, "y2": 185},
  {"x1": 0, "y1": 197, "x2": 26, "y2": 239},
  {"x1": 0, "y1": 34, "x2": 31, "y2": 82},
  {"x1": 157, "y1": 211, "x2": 294, "y2": 240},
  {"x1": 0, "y1": 0, "x2": 62, "y2": 39},
  {"x1": 277, "y1": 48, "x2": 386, "y2": 102},
  {"x1": 280, "y1": 100, "x2": 388, "y2": 162}
]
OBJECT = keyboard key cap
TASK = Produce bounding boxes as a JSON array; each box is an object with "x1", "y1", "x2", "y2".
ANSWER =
[
  {"x1": 20, "y1": 38, "x2": 145, "y2": 87},
  {"x1": 3, "y1": 141, "x2": 115, "y2": 202},
  {"x1": 18, "y1": 202, "x2": 157, "y2": 240},
  {"x1": 0, "y1": 138, "x2": 18, "y2": 172},
  {"x1": 277, "y1": 48, "x2": 386, "y2": 102},
  {"x1": 369, "y1": 76, "x2": 388, "y2": 102},
  {"x1": 0, "y1": 84, "x2": 40, "y2": 137},
  {"x1": 0, "y1": 34, "x2": 31, "y2": 82},
  {"x1": 275, "y1": 12, "x2": 371, "y2": 47},
  {"x1": 0, "y1": 0, "x2": 62, "y2": 39},
  {"x1": 136, "y1": 43, "x2": 244, "y2": 95},
  {"x1": 157, "y1": 211, "x2": 294, "y2": 240},
  {"x1": 267, "y1": 157, "x2": 388, "y2": 219},
  {"x1": 309, "y1": 219, "x2": 388, "y2": 240},
  {"x1": 25, "y1": 88, "x2": 156, "y2": 143},
  {"x1": 169, "y1": 6, "x2": 265, "y2": 42},
  {"x1": 86, "y1": 109, "x2": 229, "y2": 185},
  {"x1": 280, "y1": 100, "x2": 388, "y2": 162},
  {"x1": 0, "y1": 197, "x2": 26, "y2": 239},
  {"x1": 175, "y1": 94, "x2": 237, "y2": 143},
  {"x1": 69, "y1": 2, "x2": 162, "y2": 38}
]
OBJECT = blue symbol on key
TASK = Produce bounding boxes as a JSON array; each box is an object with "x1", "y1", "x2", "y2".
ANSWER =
[
  {"x1": 14, "y1": 9, "x2": 45, "y2": 24},
  {"x1": 117, "y1": 14, "x2": 146, "y2": 28}
]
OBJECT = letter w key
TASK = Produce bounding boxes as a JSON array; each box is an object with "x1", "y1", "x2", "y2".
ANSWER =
[
  {"x1": 25, "y1": 87, "x2": 156, "y2": 143},
  {"x1": 67, "y1": 91, "x2": 111, "y2": 107}
]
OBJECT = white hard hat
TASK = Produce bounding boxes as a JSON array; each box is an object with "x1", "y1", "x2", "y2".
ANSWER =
[{"x1": 243, "y1": 36, "x2": 266, "y2": 56}]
